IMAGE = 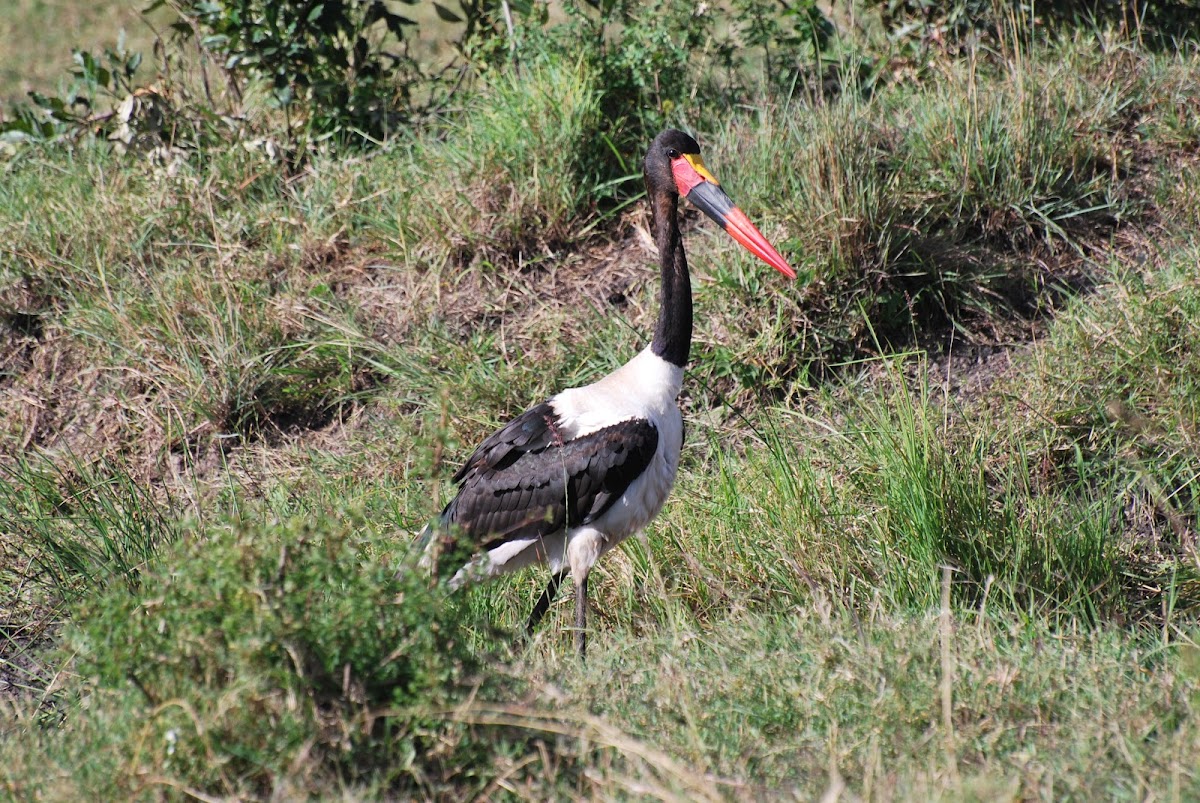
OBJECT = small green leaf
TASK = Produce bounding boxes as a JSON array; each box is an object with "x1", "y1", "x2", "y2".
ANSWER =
[
  {"x1": 29, "y1": 92, "x2": 66, "y2": 114},
  {"x1": 432, "y1": 2, "x2": 463, "y2": 22}
]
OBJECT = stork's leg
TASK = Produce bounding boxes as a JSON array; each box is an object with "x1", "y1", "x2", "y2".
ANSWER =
[
  {"x1": 574, "y1": 572, "x2": 588, "y2": 660},
  {"x1": 525, "y1": 568, "x2": 568, "y2": 638}
]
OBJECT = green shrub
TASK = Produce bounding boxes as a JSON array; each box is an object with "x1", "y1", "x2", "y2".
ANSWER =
[
  {"x1": 0, "y1": 38, "x2": 195, "y2": 152},
  {"x1": 512, "y1": 0, "x2": 836, "y2": 158},
  {"x1": 2, "y1": 0, "x2": 504, "y2": 154},
  {"x1": 30, "y1": 513, "x2": 530, "y2": 798},
  {"x1": 159, "y1": 0, "x2": 480, "y2": 145}
]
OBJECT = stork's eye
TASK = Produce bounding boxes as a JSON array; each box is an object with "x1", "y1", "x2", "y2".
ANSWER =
[{"x1": 666, "y1": 148, "x2": 680, "y2": 159}]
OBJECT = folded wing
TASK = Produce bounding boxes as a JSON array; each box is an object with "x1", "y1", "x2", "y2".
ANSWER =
[{"x1": 442, "y1": 403, "x2": 659, "y2": 551}]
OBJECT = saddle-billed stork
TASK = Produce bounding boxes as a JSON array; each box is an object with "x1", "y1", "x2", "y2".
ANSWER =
[{"x1": 425, "y1": 129, "x2": 794, "y2": 658}]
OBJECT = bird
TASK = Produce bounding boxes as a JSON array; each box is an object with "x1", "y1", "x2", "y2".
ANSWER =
[{"x1": 423, "y1": 129, "x2": 795, "y2": 659}]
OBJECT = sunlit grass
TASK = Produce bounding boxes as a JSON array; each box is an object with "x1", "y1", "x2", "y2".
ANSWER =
[{"x1": 2, "y1": 8, "x2": 1200, "y2": 800}]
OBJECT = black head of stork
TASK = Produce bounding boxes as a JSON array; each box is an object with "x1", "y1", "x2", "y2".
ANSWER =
[
  {"x1": 642, "y1": 129, "x2": 796, "y2": 368},
  {"x1": 426, "y1": 129, "x2": 794, "y2": 659}
]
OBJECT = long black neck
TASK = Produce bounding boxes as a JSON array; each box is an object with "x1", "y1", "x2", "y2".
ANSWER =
[{"x1": 649, "y1": 189, "x2": 692, "y2": 367}]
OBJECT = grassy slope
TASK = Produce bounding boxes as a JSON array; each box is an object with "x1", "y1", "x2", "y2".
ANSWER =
[{"x1": 2, "y1": 2, "x2": 1200, "y2": 799}]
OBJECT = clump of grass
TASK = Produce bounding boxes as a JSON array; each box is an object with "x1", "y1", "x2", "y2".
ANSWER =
[
  {"x1": 365, "y1": 59, "x2": 604, "y2": 267},
  {"x1": 898, "y1": 56, "x2": 1123, "y2": 252},
  {"x1": 61, "y1": 264, "x2": 386, "y2": 456},
  {"x1": 999, "y1": 249, "x2": 1200, "y2": 610},
  {"x1": 562, "y1": 608, "x2": 1200, "y2": 799},
  {"x1": 0, "y1": 513, "x2": 571, "y2": 799},
  {"x1": 106, "y1": 273, "x2": 380, "y2": 442},
  {"x1": 689, "y1": 41, "x2": 1136, "y2": 401},
  {"x1": 0, "y1": 452, "x2": 181, "y2": 600},
  {"x1": 0, "y1": 145, "x2": 397, "y2": 461},
  {"x1": 842, "y1": 366, "x2": 1134, "y2": 619},
  {"x1": 1137, "y1": 46, "x2": 1200, "y2": 154}
]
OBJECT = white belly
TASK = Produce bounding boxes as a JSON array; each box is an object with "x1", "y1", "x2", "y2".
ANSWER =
[
  {"x1": 583, "y1": 406, "x2": 682, "y2": 542},
  {"x1": 458, "y1": 347, "x2": 685, "y2": 584},
  {"x1": 551, "y1": 347, "x2": 684, "y2": 571},
  {"x1": 561, "y1": 414, "x2": 681, "y2": 582}
]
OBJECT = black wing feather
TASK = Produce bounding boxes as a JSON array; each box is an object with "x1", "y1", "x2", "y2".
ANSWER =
[
  {"x1": 451, "y1": 402, "x2": 564, "y2": 483},
  {"x1": 441, "y1": 407, "x2": 659, "y2": 552}
]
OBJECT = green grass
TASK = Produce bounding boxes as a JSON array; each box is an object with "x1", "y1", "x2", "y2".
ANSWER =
[
  {"x1": 566, "y1": 610, "x2": 1200, "y2": 800},
  {"x1": 0, "y1": 452, "x2": 181, "y2": 600},
  {"x1": 3, "y1": 3, "x2": 1200, "y2": 799},
  {"x1": 0, "y1": 0, "x2": 159, "y2": 106},
  {"x1": 3, "y1": 505, "x2": 1197, "y2": 799}
]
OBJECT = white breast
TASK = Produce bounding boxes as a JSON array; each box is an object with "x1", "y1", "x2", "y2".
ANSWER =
[{"x1": 551, "y1": 346, "x2": 683, "y2": 439}]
